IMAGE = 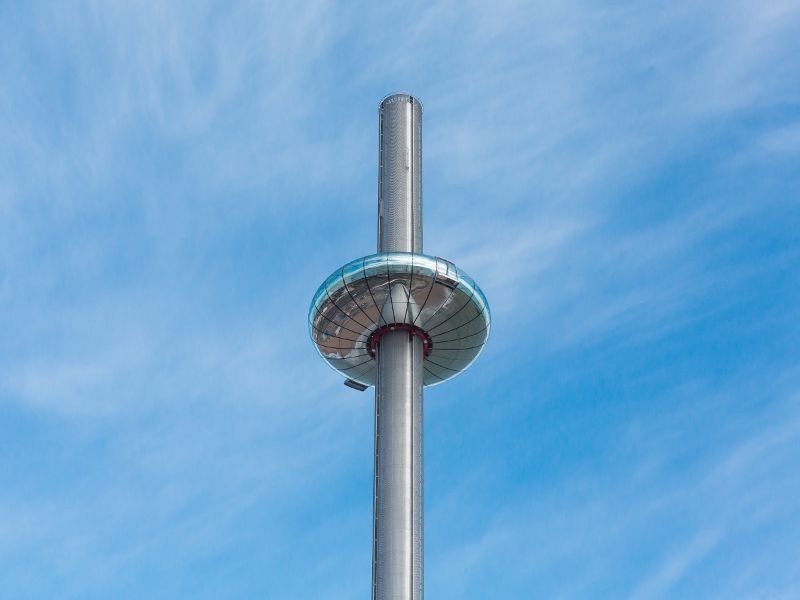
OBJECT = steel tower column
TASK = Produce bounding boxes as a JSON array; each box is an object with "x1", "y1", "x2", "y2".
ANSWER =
[
  {"x1": 373, "y1": 93, "x2": 424, "y2": 600},
  {"x1": 310, "y1": 92, "x2": 489, "y2": 600}
]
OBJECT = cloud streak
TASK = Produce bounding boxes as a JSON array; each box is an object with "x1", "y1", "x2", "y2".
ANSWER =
[{"x1": 0, "y1": 0, "x2": 798, "y2": 597}]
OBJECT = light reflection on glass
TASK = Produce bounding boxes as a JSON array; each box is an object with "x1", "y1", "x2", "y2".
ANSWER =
[{"x1": 309, "y1": 252, "x2": 490, "y2": 388}]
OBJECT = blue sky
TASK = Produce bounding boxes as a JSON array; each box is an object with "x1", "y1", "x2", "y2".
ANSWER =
[{"x1": 1, "y1": 1, "x2": 799, "y2": 598}]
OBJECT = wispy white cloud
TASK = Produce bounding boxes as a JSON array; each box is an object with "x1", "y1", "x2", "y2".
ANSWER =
[
  {"x1": 0, "y1": 0, "x2": 797, "y2": 597},
  {"x1": 632, "y1": 528, "x2": 723, "y2": 599},
  {"x1": 426, "y1": 371, "x2": 800, "y2": 598}
]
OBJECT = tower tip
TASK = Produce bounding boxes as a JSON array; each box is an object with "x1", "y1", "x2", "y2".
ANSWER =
[{"x1": 380, "y1": 92, "x2": 424, "y2": 112}]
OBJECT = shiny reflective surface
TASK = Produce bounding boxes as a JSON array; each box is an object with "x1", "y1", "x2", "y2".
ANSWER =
[
  {"x1": 375, "y1": 94, "x2": 425, "y2": 600},
  {"x1": 373, "y1": 330, "x2": 423, "y2": 599},
  {"x1": 309, "y1": 252, "x2": 491, "y2": 388},
  {"x1": 378, "y1": 94, "x2": 423, "y2": 253}
]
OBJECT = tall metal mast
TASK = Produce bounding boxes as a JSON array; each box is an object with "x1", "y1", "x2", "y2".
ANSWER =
[
  {"x1": 309, "y1": 93, "x2": 490, "y2": 600},
  {"x1": 373, "y1": 93, "x2": 424, "y2": 600}
]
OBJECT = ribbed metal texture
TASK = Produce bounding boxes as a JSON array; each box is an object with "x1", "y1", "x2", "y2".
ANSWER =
[
  {"x1": 378, "y1": 94, "x2": 423, "y2": 254},
  {"x1": 373, "y1": 332, "x2": 423, "y2": 600},
  {"x1": 374, "y1": 93, "x2": 424, "y2": 600}
]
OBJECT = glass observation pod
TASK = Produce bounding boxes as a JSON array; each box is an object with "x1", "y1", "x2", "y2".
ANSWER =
[{"x1": 309, "y1": 252, "x2": 491, "y2": 387}]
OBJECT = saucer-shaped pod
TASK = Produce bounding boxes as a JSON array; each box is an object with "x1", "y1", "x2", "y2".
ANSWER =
[{"x1": 309, "y1": 252, "x2": 490, "y2": 387}]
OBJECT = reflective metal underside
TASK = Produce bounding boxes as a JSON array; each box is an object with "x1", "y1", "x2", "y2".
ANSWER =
[{"x1": 309, "y1": 252, "x2": 490, "y2": 387}]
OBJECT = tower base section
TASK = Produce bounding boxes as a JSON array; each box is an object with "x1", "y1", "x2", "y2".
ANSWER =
[{"x1": 373, "y1": 330, "x2": 424, "y2": 600}]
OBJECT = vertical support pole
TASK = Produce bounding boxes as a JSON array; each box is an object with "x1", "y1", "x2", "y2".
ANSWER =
[
  {"x1": 377, "y1": 94, "x2": 423, "y2": 255},
  {"x1": 373, "y1": 94, "x2": 424, "y2": 600}
]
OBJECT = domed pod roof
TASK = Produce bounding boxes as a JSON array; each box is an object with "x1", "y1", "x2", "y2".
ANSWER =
[{"x1": 309, "y1": 252, "x2": 490, "y2": 387}]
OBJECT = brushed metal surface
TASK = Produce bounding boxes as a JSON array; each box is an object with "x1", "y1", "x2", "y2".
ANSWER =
[
  {"x1": 374, "y1": 330, "x2": 423, "y2": 600},
  {"x1": 375, "y1": 93, "x2": 424, "y2": 600},
  {"x1": 378, "y1": 94, "x2": 423, "y2": 254},
  {"x1": 308, "y1": 93, "x2": 491, "y2": 600}
]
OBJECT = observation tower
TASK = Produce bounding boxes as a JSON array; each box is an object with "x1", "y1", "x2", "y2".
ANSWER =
[{"x1": 309, "y1": 94, "x2": 490, "y2": 600}]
